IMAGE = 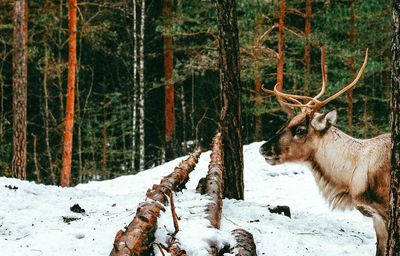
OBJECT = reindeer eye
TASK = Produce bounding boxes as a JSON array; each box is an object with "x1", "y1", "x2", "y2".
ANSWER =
[{"x1": 295, "y1": 126, "x2": 307, "y2": 137}]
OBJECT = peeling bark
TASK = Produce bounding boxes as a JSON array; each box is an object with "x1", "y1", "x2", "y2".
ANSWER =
[{"x1": 110, "y1": 149, "x2": 202, "y2": 256}]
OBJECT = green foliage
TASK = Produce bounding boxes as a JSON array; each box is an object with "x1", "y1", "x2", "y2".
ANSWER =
[{"x1": 0, "y1": 0, "x2": 391, "y2": 184}]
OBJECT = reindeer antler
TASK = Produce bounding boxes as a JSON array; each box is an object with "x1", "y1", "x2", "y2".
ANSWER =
[{"x1": 262, "y1": 48, "x2": 368, "y2": 116}]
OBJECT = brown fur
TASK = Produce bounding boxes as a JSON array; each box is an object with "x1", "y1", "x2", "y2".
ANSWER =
[{"x1": 260, "y1": 111, "x2": 390, "y2": 256}]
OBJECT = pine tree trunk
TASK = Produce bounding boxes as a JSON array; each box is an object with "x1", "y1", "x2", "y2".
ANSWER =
[
  {"x1": 277, "y1": 0, "x2": 285, "y2": 92},
  {"x1": 76, "y1": 34, "x2": 83, "y2": 183},
  {"x1": 131, "y1": 0, "x2": 138, "y2": 172},
  {"x1": 61, "y1": 0, "x2": 77, "y2": 187},
  {"x1": 32, "y1": 133, "x2": 40, "y2": 182},
  {"x1": 138, "y1": 0, "x2": 145, "y2": 172},
  {"x1": 216, "y1": 0, "x2": 244, "y2": 200},
  {"x1": 43, "y1": 45, "x2": 56, "y2": 184},
  {"x1": 12, "y1": 0, "x2": 28, "y2": 180},
  {"x1": 386, "y1": 2, "x2": 400, "y2": 254},
  {"x1": 347, "y1": 0, "x2": 355, "y2": 132},
  {"x1": 254, "y1": 17, "x2": 263, "y2": 141},
  {"x1": 164, "y1": 0, "x2": 175, "y2": 161},
  {"x1": 57, "y1": 0, "x2": 64, "y2": 123},
  {"x1": 304, "y1": 0, "x2": 311, "y2": 92},
  {"x1": 0, "y1": 65, "x2": 4, "y2": 168}
]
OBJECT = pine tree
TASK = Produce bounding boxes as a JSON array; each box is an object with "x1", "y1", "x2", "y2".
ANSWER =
[
  {"x1": 12, "y1": 0, "x2": 28, "y2": 180},
  {"x1": 138, "y1": 0, "x2": 146, "y2": 172},
  {"x1": 216, "y1": 0, "x2": 244, "y2": 200},
  {"x1": 386, "y1": 1, "x2": 400, "y2": 254},
  {"x1": 61, "y1": 0, "x2": 77, "y2": 187},
  {"x1": 164, "y1": 0, "x2": 175, "y2": 161}
]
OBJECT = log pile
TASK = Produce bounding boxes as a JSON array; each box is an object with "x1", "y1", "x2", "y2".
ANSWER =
[
  {"x1": 110, "y1": 148, "x2": 202, "y2": 256},
  {"x1": 110, "y1": 133, "x2": 259, "y2": 256}
]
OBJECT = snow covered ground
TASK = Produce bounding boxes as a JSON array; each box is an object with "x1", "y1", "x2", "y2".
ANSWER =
[{"x1": 0, "y1": 142, "x2": 376, "y2": 255}]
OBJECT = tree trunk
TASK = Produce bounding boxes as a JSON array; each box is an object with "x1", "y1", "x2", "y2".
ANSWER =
[
  {"x1": 131, "y1": 0, "x2": 138, "y2": 172},
  {"x1": 216, "y1": 0, "x2": 244, "y2": 200},
  {"x1": 386, "y1": 2, "x2": 400, "y2": 254},
  {"x1": 304, "y1": 0, "x2": 311, "y2": 92},
  {"x1": 164, "y1": 0, "x2": 175, "y2": 161},
  {"x1": 277, "y1": 0, "x2": 285, "y2": 92},
  {"x1": 347, "y1": 0, "x2": 355, "y2": 131},
  {"x1": 138, "y1": 0, "x2": 145, "y2": 172},
  {"x1": 43, "y1": 45, "x2": 56, "y2": 184},
  {"x1": 12, "y1": 0, "x2": 28, "y2": 180},
  {"x1": 61, "y1": 0, "x2": 77, "y2": 187},
  {"x1": 32, "y1": 133, "x2": 40, "y2": 183},
  {"x1": 254, "y1": 17, "x2": 263, "y2": 141}
]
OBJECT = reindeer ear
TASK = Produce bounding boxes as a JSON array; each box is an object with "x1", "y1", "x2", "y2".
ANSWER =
[{"x1": 311, "y1": 110, "x2": 337, "y2": 131}]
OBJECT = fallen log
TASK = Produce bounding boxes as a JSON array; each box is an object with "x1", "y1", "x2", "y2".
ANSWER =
[
  {"x1": 230, "y1": 228, "x2": 257, "y2": 256},
  {"x1": 204, "y1": 132, "x2": 224, "y2": 229},
  {"x1": 110, "y1": 148, "x2": 202, "y2": 256}
]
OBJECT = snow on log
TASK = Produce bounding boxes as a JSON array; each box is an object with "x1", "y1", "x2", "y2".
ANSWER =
[
  {"x1": 205, "y1": 132, "x2": 224, "y2": 229},
  {"x1": 230, "y1": 228, "x2": 257, "y2": 256},
  {"x1": 110, "y1": 148, "x2": 202, "y2": 256}
]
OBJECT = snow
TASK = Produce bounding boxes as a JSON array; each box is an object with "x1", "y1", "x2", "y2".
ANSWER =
[{"x1": 0, "y1": 142, "x2": 376, "y2": 255}]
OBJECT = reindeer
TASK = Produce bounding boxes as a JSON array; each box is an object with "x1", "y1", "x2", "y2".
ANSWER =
[{"x1": 259, "y1": 49, "x2": 390, "y2": 256}]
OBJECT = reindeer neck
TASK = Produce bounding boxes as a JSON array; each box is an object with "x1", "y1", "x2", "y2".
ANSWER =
[{"x1": 309, "y1": 126, "x2": 364, "y2": 187}]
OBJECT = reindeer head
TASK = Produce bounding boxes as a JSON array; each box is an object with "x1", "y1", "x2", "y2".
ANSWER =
[
  {"x1": 260, "y1": 48, "x2": 368, "y2": 165},
  {"x1": 260, "y1": 110, "x2": 337, "y2": 165}
]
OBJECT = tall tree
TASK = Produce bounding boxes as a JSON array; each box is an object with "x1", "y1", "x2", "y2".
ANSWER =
[
  {"x1": 347, "y1": 0, "x2": 356, "y2": 131},
  {"x1": 138, "y1": 0, "x2": 146, "y2": 171},
  {"x1": 216, "y1": 0, "x2": 244, "y2": 200},
  {"x1": 131, "y1": 0, "x2": 138, "y2": 172},
  {"x1": 304, "y1": 0, "x2": 312, "y2": 91},
  {"x1": 164, "y1": 0, "x2": 175, "y2": 161},
  {"x1": 12, "y1": 0, "x2": 28, "y2": 180},
  {"x1": 60, "y1": 0, "x2": 77, "y2": 187},
  {"x1": 386, "y1": 1, "x2": 400, "y2": 254},
  {"x1": 253, "y1": 16, "x2": 263, "y2": 141},
  {"x1": 277, "y1": 0, "x2": 285, "y2": 93}
]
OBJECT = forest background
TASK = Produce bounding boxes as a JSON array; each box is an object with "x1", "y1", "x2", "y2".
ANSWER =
[{"x1": 0, "y1": 0, "x2": 391, "y2": 185}]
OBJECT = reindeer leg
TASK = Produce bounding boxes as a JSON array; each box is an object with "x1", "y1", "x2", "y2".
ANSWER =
[{"x1": 372, "y1": 215, "x2": 387, "y2": 256}]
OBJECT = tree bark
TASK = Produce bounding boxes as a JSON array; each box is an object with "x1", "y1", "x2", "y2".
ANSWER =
[
  {"x1": 164, "y1": 0, "x2": 175, "y2": 161},
  {"x1": 304, "y1": 0, "x2": 311, "y2": 92},
  {"x1": 12, "y1": 0, "x2": 28, "y2": 180},
  {"x1": 230, "y1": 229, "x2": 257, "y2": 256},
  {"x1": 138, "y1": 0, "x2": 145, "y2": 172},
  {"x1": 216, "y1": 0, "x2": 244, "y2": 200},
  {"x1": 386, "y1": 1, "x2": 400, "y2": 254},
  {"x1": 110, "y1": 149, "x2": 202, "y2": 256},
  {"x1": 254, "y1": 17, "x2": 263, "y2": 141},
  {"x1": 204, "y1": 133, "x2": 224, "y2": 229},
  {"x1": 61, "y1": 0, "x2": 77, "y2": 187},
  {"x1": 43, "y1": 45, "x2": 56, "y2": 184},
  {"x1": 347, "y1": 0, "x2": 356, "y2": 131},
  {"x1": 131, "y1": 0, "x2": 138, "y2": 172},
  {"x1": 277, "y1": 0, "x2": 285, "y2": 92}
]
